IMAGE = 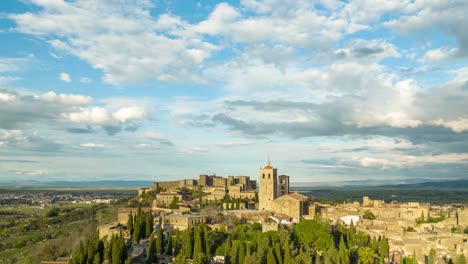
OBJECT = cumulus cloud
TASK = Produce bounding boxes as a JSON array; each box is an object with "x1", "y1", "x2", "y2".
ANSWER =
[
  {"x1": 112, "y1": 107, "x2": 148, "y2": 123},
  {"x1": 0, "y1": 89, "x2": 149, "y2": 135},
  {"x1": 41, "y1": 91, "x2": 92, "y2": 105},
  {"x1": 60, "y1": 72, "x2": 71, "y2": 82},
  {"x1": 9, "y1": 0, "x2": 217, "y2": 84},
  {"x1": 385, "y1": 0, "x2": 468, "y2": 60},
  {"x1": 335, "y1": 39, "x2": 400, "y2": 62}
]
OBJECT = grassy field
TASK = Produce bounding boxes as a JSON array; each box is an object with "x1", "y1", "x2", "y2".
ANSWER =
[{"x1": 0, "y1": 203, "x2": 116, "y2": 264}]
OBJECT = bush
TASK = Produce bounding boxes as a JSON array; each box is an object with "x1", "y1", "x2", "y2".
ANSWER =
[
  {"x1": 363, "y1": 210, "x2": 376, "y2": 220},
  {"x1": 46, "y1": 207, "x2": 60, "y2": 218}
]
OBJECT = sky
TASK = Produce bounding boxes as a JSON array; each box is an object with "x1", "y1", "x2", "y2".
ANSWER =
[{"x1": 0, "y1": 0, "x2": 467, "y2": 183}]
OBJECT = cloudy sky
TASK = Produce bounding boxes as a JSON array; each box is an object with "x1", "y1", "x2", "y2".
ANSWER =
[{"x1": 0, "y1": 0, "x2": 467, "y2": 183}]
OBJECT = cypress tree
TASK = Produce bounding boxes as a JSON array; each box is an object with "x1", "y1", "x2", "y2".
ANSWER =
[
  {"x1": 184, "y1": 229, "x2": 192, "y2": 259},
  {"x1": 267, "y1": 248, "x2": 277, "y2": 264},
  {"x1": 173, "y1": 230, "x2": 181, "y2": 256},
  {"x1": 156, "y1": 223, "x2": 163, "y2": 254},
  {"x1": 133, "y1": 217, "x2": 141, "y2": 244},
  {"x1": 239, "y1": 242, "x2": 246, "y2": 264},
  {"x1": 147, "y1": 235, "x2": 158, "y2": 264},
  {"x1": 145, "y1": 212, "x2": 153, "y2": 238},
  {"x1": 204, "y1": 226, "x2": 210, "y2": 257},
  {"x1": 274, "y1": 243, "x2": 282, "y2": 264},
  {"x1": 428, "y1": 248, "x2": 436, "y2": 264},
  {"x1": 193, "y1": 227, "x2": 203, "y2": 262},
  {"x1": 224, "y1": 236, "x2": 231, "y2": 256},
  {"x1": 283, "y1": 242, "x2": 291, "y2": 264},
  {"x1": 339, "y1": 235, "x2": 348, "y2": 264},
  {"x1": 229, "y1": 241, "x2": 239, "y2": 264},
  {"x1": 165, "y1": 232, "x2": 173, "y2": 256},
  {"x1": 457, "y1": 254, "x2": 466, "y2": 264},
  {"x1": 127, "y1": 210, "x2": 133, "y2": 232}
]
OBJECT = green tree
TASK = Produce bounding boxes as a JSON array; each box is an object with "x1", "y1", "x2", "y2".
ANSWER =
[
  {"x1": 173, "y1": 230, "x2": 181, "y2": 256},
  {"x1": 193, "y1": 227, "x2": 204, "y2": 263},
  {"x1": 156, "y1": 223, "x2": 163, "y2": 254},
  {"x1": 165, "y1": 232, "x2": 173, "y2": 256},
  {"x1": 363, "y1": 210, "x2": 376, "y2": 220},
  {"x1": 133, "y1": 217, "x2": 141, "y2": 244},
  {"x1": 339, "y1": 235, "x2": 349, "y2": 264},
  {"x1": 184, "y1": 229, "x2": 192, "y2": 259},
  {"x1": 203, "y1": 225, "x2": 210, "y2": 257},
  {"x1": 293, "y1": 219, "x2": 333, "y2": 252},
  {"x1": 428, "y1": 248, "x2": 436, "y2": 264},
  {"x1": 274, "y1": 243, "x2": 282, "y2": 264},
  {"x1": 457, "y1": 254, "x2": 467, "y2": 264},
  {"x1": 145, "y1": 212, "x2": 154, "y2": 237},
  {"x1": 147, "y1": 235, "x2": 158, "y2": 264},
  {"x1": 267, "y1": 248, "x2": 277, "y2": 264},
  {"x1": 357, "y1": 247, "x2": 377, "y2": 264},
  {"x1": 127, "y1": 210, "x2": 133, "y2": 232},
  {"x1": 239, "y1": 242, "x2": 246, "y2": 264}
]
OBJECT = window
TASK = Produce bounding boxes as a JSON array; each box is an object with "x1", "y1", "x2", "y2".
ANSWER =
[
  {"x1": 268, "y1": 173, "x2": 270, "y2": 179},
  {"x1": 262, "y1": 173, "x2": 265, "y2": 179}
]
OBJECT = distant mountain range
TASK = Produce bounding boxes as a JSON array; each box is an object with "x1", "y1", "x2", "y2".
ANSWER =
[
  {"x1": 291, "y1": 178, "x2": 468, "y2": 190},
  {"x1": 0, "y1": 180, "x2": 153, "y2": 188},
  {"x1": 1, "y1": 178, "x2": 467, "y2": 190}
]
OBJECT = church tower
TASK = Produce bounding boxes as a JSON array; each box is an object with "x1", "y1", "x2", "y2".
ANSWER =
[{"x1": 259, "y1": 159, "x2": 277, "y2": 211}]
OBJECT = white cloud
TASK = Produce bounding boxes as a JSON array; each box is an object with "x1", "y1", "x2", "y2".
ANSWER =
[
  {"x1": 14, "y1": 169, "x2": 49, "y2": 176},
  {"x1": 67, "y1": 107, "x2": 112, "y2": 125},
  {"x1": 80, "y1": 143, "x2": 104, "y2": 148},
  {"x1": 355, "y1": 153, "x2": 468, "y2": 169},
  {"x1": 422, "y1": 48, "x2": 458, "y2": 62},
  {"x1": 432, "y1": 118, "x2": 468, "y2": 133},
  {"x1": 60, "y1": 72, "x2": 72, "y2": 82},
  {"x1": 10, "y1": 1, "x2": 217, "y2": 85},
  {"x1": 40, "y1": 91, "x2": 92, "y2": 105},
  {"x1": 376, "y1": 112, "x2": 422, "y2": 128},
  {"x1": 0, "y1": 92, "x2": 16, "y2": 102},
  {"x1": 112, "y1": 106, "x2": 148, "y2": 123},
  {"x1": 385, "y1": 0, "x2": 468, "y2": 59},
  {"x1": 357, "y1": 157, "x2": 396, "y2": 169}
]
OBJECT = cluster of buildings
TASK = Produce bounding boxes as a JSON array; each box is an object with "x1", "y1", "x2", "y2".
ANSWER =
[
  {"x1": 317, "y1": 197, "x2": 468, "y2": 263},
  {"x1": 98, "y1": 160, "x2": 468, "y2": 263},
  {"x1": 0, "y1": 191, "x2": 114, "y2": 206}
]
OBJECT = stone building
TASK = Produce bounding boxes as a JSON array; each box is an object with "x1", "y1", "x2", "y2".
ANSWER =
[
  {"x1": 259, "y1": 159, "x2": 278, "y2": 211},
  {"x1": 199, "y1": 174, "x2": 227, "y2": 188},
  {"x1": 164, "y1": 214, "x2": 206, "y2": 230},
  {"x1": 138, "y1": 187, "x2": 152, "y2": 196},
  {"x1": 270, "y1": 192, "x2": 309, "y2": 221},
  {"x1": 258, "y1": 160, "x2": 309, "y2": 221},
  {"x1": 156, "y1": 192, "x2": 183, "y2": 207},
  {"x1": 278, "y1": 175, "x2": 289, "y2": 196}
]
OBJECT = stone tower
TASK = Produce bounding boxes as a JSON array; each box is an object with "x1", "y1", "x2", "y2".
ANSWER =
[
  {"x1": 259, "y1": 159, "x2": 277, "y2": 211},
  {"x1": 278, "y1": 175, "x2": 289, "y2": 197}
]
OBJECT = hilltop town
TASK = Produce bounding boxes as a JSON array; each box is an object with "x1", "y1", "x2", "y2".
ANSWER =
[{"x1": 92, "y1": 160, "x2": 468, "y2": 264}]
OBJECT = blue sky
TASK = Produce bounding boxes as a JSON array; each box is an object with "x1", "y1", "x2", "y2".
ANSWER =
[{"x1": 1, "y1": 0, "x2": 467, "y2": 183}]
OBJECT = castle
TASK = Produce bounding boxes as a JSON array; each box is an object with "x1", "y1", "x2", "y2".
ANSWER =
[{"x1": 145, "y1": 159, "x2": 309, "y2": 221}]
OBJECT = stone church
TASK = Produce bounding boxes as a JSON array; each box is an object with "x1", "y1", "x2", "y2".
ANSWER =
[{"x1": 258, "y1": 160, "x2": 309, "y2": 221}]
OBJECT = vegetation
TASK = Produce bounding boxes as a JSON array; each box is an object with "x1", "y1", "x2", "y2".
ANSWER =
[
  {"x1": 0, "y1": 203, "x2": 111, "y2": 264},
  {"x1": 416, "y1": 211, "x2": 446, "y2": 224},
  {"x1": 362, "y1": 210, "x2": 376, "y2": 220}
]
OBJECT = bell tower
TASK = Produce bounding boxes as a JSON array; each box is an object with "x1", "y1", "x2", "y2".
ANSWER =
[{"x1": 259, "y1": 159, "x2": 277, "y2": 211}]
